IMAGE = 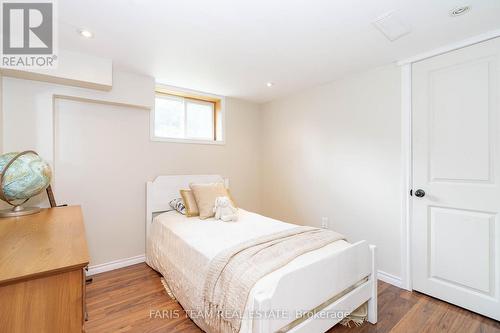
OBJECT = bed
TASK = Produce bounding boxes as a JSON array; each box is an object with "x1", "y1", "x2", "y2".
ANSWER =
[{"x1": 146, "y1": 175, "x2": 377, "y2": 333}]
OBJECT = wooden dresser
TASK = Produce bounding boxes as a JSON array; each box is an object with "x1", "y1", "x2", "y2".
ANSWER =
[{"x1": 0, "y1": 206, "x2": 89, "y2": 333}]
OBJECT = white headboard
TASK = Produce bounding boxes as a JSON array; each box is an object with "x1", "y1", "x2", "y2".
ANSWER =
[{"x1": 146, "y1": 174, "x2": 226, "y2": 239}]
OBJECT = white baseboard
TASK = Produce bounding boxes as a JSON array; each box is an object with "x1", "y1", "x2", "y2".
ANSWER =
[
  {"x1": 377, "y1": 270, "x2": 402, "y2": 288},
  {"x1": 87, "y1": 254, "x2": 146, "y2": 276}
]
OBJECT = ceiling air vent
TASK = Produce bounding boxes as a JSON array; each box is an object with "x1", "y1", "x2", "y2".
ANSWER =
[{"x1": 372, "y1": 11, "x2": 411, "y2": 42}]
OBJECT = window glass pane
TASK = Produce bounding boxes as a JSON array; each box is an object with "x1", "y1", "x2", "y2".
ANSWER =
[
  {"x1": 154, "y1": 97, "x2": 184, "y2": 138},
  {"x1": 186, "y1": 100, "x2": 214, "y2": 139}
]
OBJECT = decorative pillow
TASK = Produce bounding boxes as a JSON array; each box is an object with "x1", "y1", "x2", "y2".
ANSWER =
[
  {"x1": 169, "y1": 198, "x2": 186, "y2": 215},
  {"x1": 180, "y1": 189, "x2": 199, "y2": 217},
  {"x1": 189, "y1": 182, "x2": 235, "y2": 219}
]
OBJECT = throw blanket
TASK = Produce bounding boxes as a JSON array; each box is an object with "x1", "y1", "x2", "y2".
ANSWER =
[{"x1": 203, "y1": 226, "x2": 345, "y2": 333}]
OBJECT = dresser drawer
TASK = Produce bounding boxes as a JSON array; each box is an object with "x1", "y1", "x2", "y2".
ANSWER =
[{"x1": 0, "y1": 269, "x2": 85, "y2": 333}]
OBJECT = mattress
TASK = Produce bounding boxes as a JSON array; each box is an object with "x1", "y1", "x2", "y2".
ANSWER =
[{"x1": 146, "y1": 209, "x2": 350, "y2": 333}]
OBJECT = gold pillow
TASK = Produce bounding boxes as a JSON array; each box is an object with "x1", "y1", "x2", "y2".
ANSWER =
[
  {"x1": 190, "y1": 182, "x2": 233, "y2": 219},
  {"x1": 180, "y1": 189, "x2": 199, "y2": 217}
]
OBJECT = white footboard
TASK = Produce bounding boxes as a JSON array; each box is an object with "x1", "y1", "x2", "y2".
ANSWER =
[{"x1": 253, "y1": 241, "x2": 377, "y2": 333}]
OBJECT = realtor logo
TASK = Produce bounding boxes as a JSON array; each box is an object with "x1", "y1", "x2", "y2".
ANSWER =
[{"x1": 1, "y1": 0, "x2": 57, "y2": 68}]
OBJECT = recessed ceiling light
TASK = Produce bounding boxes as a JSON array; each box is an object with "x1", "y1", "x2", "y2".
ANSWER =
[
  {"x1": 266, "y1": 82, "x2": 274, "y2": 87},
  {"x1": 450, "y1": 6, "x2": 470, "y2": 17},
  {"x1": 78, "y1": 29, "x2": 94, "y2": 38}
]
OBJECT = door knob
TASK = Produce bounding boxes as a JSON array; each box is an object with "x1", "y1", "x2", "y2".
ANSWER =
[{"x1": 414, "y1": 189, "x2": 425, "y2": 198}]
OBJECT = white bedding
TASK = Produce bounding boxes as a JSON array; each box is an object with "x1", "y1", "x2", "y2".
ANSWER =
[{"x1": 146, "y1": 209, "x2": 350, "y2": 333}]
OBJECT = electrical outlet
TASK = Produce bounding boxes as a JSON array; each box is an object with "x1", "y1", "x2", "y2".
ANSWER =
[{"x1": 321, "y1": 217, "x2": 329, "y2": 229}]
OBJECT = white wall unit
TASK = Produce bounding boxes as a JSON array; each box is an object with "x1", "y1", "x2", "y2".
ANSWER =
[{"x1": 1, "y1": 50, "x2": 113, "y2": 91}]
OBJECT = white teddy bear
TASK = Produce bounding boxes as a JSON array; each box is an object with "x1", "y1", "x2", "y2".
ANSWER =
[{"x1": 213, "y1": 196, "x2": 238, "y2": 222}]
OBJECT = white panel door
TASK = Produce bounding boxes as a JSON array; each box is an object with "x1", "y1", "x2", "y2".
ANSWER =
[{"x1": 412, "y1": 37, "x2": 500, "y2": 320}]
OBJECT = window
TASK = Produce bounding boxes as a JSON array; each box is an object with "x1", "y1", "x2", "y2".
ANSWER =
[{"x1": 152, "y1": 87, "x2": 223, "y2": 143}]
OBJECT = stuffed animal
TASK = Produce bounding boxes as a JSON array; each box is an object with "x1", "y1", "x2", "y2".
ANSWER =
[{"x1": 213, "y1": 196, "x2": 238, "y2": 222}]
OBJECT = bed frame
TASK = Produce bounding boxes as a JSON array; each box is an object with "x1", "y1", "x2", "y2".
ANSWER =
[{"x1": 146, "y1": 175, "x2": 377, "y2": 332}]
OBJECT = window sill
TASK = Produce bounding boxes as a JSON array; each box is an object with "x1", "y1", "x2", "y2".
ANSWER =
[{"x1": 150, "y1": 136, "x2": 225, "y2": 146}]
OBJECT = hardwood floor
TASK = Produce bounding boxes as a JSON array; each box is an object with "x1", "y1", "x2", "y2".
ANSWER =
[{"x1": 85, "y1": 263, "x2": 500, "y2": 333}]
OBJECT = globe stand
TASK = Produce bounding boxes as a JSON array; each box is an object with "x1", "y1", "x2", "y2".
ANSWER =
[
  {"x1": 0, "y1": 150, "x2": 49, "y2": 219},
  {"x1": 0, "y1": 205, "x2": 41, "y2": 218}
]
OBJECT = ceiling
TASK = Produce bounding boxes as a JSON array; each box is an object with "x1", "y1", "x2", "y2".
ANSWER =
[{"x1": 58, "y1": 0, "x2": 500, "y2": 103}]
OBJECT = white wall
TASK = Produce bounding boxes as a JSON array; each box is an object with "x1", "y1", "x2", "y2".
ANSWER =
[
  {"x1": 1, "y1": 74, "x2": 262, "y2": 265},
  {"x1": 260, "y1": 64, "x2": 402, "y2": 278}
]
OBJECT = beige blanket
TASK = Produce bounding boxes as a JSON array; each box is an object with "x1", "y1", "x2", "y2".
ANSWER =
[{"x1": 203, "y1": 226, "x2": 345, "y2": 333}]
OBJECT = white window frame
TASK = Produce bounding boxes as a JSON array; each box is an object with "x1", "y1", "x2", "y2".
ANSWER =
[{"x1": 151, "y1": 85, "x2": 225, "y2": 145}]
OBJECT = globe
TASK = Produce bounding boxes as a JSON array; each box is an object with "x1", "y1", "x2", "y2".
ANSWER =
[{"x1": 0, "y1": 151, "x2": 52, "y2": 206}]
